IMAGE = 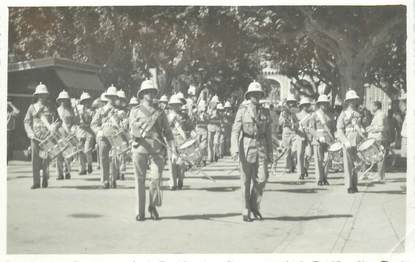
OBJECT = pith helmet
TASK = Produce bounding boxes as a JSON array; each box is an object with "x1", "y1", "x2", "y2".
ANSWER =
[
  {"x1": 286, "y1": 93, "x2": 297, "y2": 103},
  {"x1": 137, "y1": 79, "x2": 158, "y2": 97},
  {"x1": 299, "y1": 97, "x2": 312, "y2": 106},
  {"x1": 159, "y1": 95, "x2": 168, "y2": 103},
  {"x1": 79, "y1": 92, "x2": 92, "y2": 102},
  {"x1": 317, "y1": 94, "x2": 330, "y2": 104},
  {"x1": 244, "y1": 80, "x2": 264, "y2": 99},
  {"x1": 168, "y1": 94, "x2": 183, "y2": 105},
  {"x1": 129, "y1": 96, "x2": 139, "y2": 105},
  {"x1": 56, "y1": 90, "x2": 70, "y2": 102},
  {"x1": 224, "y1": 101, "x2": 232, "y2": 108},
  {"x1": 33, "y1": 82, "x2": 49, "y2": 96},
  {"x1": 117, "y1": 90, "x2": 126, "y2": 100},
  {"x1": 345, "y1": 89, "x2": 360, "y2": 101},
  {"x1": 105, "y1": 84, "x2": 118, "y2": 98}
]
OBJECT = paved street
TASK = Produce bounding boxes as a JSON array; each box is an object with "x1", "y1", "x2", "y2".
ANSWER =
[{"x1": 7, "y1": 157, "x2": 406, "y2": 254}]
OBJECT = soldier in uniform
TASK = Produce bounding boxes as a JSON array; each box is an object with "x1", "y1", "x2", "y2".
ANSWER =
[
  {"x1": 295, "y1": 97, "x2": 313, "y2": 180},
  {"x1": 207, "y1": 95, "x2": 221, "y2": 162},
  {"x1": 167, "y1": 95, "x2": 187, "y2": 190},
  {"x1": 223, "y1": 101, "x2": 234, "y2": 156},
  {"x1": 336, "y1": 90, "x2": 366, "y2": 193},
  {"x1": 216, "y1": 103, "x2": 225, "y2": 159},
  {"x1": 195, "y1": 100, "x2": 209, "y2": 166},
  {"x1": 129, "y1": 80, "x2": 176, "y2": 221},
  {"x1": 366, "y1": 101, "x2": 389, "y2": 182},
  {"x1": 309, "y1": 95, "x2": 335, "y2": 185},
  {"x1": 24, "y1": 83, "x2": 61, "y2": 189},
  {"x1": 158, "y1": 95, "x2": 168, "y2": 112},
  {"x1": 76, "y1": 91, "x2": 95, "y2": 175},
  {"x1": 279, "y1": 94, "x2": 299, "y2": 174},
  {"x1": 56, "y1": 90, "x2": 77, "y2": 180},
  {"x1": 91, "y1": 85, "x2": 120, "y2": 189},
  {"x1": 231, "y1": 81, "x2": 273, "y2": 222}
]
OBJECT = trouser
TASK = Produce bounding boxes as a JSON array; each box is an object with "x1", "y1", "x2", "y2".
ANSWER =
[
  {"x1": 57, "y1": 153, "x2": 70, "y2": 177},
  {"x1": 314, "y1": 143, "x2": 330, "y2": 183},
  {"x1": 296, "y1": 138, "x2": 307, "y2": 176},
  {"x1": 79, "y1": 136, "x2": 94, "y2": 172},
  {"x1": 343, "y1": 146, "x2": 358, "y2": 191},
  {"x1": 224, "y1": 125, "x2": 232, "y2": 156},
  {"x1": 375, "y1": 141, "x2": 389, "y2": 180},
  {"x1": 196, "y1": 127, "x2": 208, "y2": 161},
  {"x1": 169, "y1": 156, "x2": 184, "y2": 188},
  {"x1": 119, "y1": 153, "x2": 126, "y2": 174},
  {"x1": 282, "y1": 135, "x2": 296, "y2": 172},
  {"x1": 218, "y1": 130, "x2": 225, "y2": 158},
  {"x1": 96, "y1": 137, "x2": 101, "y2": 169},
  {"x1": 208, "y1": 130, "x2": 220, "y2": 162},
  {"x1": 132, "y1": 151, "x2": 165, "y2": 217},
  {"x1": 98, "y1": 137, "x2": 117, "y2": 185},
  {"x1": 31, "y1": 139, "x2": 49, "y2": 185},
  {"x1": 239, "y1": 148, "x2": 269, "y2": 215}
]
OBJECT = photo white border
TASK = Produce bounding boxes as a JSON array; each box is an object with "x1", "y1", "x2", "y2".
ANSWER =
[{"x1": 0, "y1": 0, "x2": 413, "y2": 261}]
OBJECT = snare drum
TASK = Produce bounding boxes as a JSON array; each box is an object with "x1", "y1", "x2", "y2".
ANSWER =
[
  {"x1": 178, "y1": 139, "x2": 203, "y2": 167},
  {"x1": 61, "y1": 134, "x2": 81, "y2": 160},
  {"x1": 328, "y1": 142, "x2": 343, "y2": 165},
  {"x1": 108, "y1": 130, "x2": 130, "y2": 155},
  {"x1": 357, "y1": 138, "x2": 384, "y2": 165},
  {"x1": 39, "y1": 132, "x2": 66, "y2": 160}
]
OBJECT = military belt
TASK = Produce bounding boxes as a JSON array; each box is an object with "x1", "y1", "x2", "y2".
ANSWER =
[{"x1": 243, "y1": 132, "x2": 265, "y2": 139}]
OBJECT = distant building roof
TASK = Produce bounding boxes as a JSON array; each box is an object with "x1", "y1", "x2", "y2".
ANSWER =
[{"x1": 8, "y1": 57, "x2": 100, "y2": 73}]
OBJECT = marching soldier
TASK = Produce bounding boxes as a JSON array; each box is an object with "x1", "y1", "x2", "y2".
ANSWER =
[
  {"x1": 91, "y1": 85, "x2": 120, "y2": 189},
  {"x1": 217, "y1": 103, "x2": 225, "y2": 159},
  {"x1": 167, "y1": 95, "x2": 187, "y2": 190},
  {"x1": 279, "y1": 94, "x2": 299, "y2": 174},
  {"x1": 129, "y1": 96, "x2": 139, "y2": 110},
  {"x1": 56, "y1": 90, "x2": 77, "y2": 180},
  {"x1": 231, "y1": 81, "x2": 273, "y2": 222},
  {"x1": 207, "y1": 95, "x2": 221, "y2": 162},
  {"x1": 223, "y1": 101, "x2": 234, "y2": 156},
  {"x1": 195, "y1": 100, "x2": 209, "y2": 166},
  {"x1": 129, "y1": 80, "x2": 176, "y2": 221},
  {"x1": 116, "y1": 90, "x2": 129, "y2": 180},
  {"x1": 309, "y1": 95, "x2": 335, "y2": 185},
  {"x1": 295, "y1": 97, "x2": 313, "y2": 180},
  {"x1": 24, "y1": 83, "x2": 61, "y2": 189},
  {"x1": 158, "y1": 95, "x2": 168, "y2": 112},
  {"x1": 76, "y1": 91, "x2": 95, "y2": 175},
  {"x1": 336, "y1": 89, "x2": 366, "y2": 193},
  {"x1": 366, "y1": 101, "x2": 389, "y2": 182}
]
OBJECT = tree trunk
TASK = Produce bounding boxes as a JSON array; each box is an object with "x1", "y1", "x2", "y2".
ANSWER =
[{"x1": 336, "y1": 55, "x2": 365, "y2": 101}]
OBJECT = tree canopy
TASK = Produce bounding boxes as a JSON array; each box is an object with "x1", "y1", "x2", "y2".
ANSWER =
[{"x1": 9, "y1": 6, "x2": 406, "y2": 101}]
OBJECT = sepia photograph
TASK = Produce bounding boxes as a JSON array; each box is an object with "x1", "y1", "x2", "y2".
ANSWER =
[{"x1": 2, "y1": 1, "x2": 412, "y2": 259}]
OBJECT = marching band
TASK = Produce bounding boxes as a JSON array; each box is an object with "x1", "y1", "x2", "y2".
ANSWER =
[{"x1": 23, "y1": 80, "x2": 393, "y2": 222}]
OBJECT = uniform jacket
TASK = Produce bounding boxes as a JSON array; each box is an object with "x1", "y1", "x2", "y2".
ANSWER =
[
  {"x1": 207, "y1": 108, "x2": 221, "y2": 132},
  {"x1": 336, "y1": 109, "x2": 364, "y2": 147},
  {"x1": 76, "y1": 105, "x2": 95, "y2": 138},
  {"x1": 129, "y1": 104, "x2": 174, "y2": 155},
  {"x1": 24, "y1": 102, "x2": 59, "y2": 140},
  {"x1": 91, "y1": 104, "x2": 118, "y2": 138},
  {"x1": 296, "y1": 110, "x2": 312, "y2": 141},
  {"x1": 367, "y1": 110, "x2": 388, "y2": 141},
  {"x1": 308, "y1": 109, "x2": 335, "y2": 145},
  {"x1": 279, "y1": 107, "x2": 299, "y2": 146},
  {"x1": 231, "y1": 101, "x2": 273, "y2": 163}
]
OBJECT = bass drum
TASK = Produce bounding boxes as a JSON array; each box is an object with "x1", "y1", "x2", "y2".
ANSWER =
[
  {"x1": 178, "y1": 138, "x2": 203, "y2": 167},
  {"x1": 328, "y1": 141, "x2": 343, "y2": 168}
]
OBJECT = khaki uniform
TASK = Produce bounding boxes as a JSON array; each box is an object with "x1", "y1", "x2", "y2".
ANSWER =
[
  {"x1": 223, "y1": 110, "x2": 234, "y2": 156},
  {"x1": 367, "y1": 110, "x2": 389, "y2": 180},
  {"x1": 76, "y1": 105, "x2": 95, "y2": 173},
  {"x1": 116, "y1": 108, "x2": 129, "y2": 179},
  {"x1": 295, "y1": 110, "x2": 312, "y2": 177},
  {"x1": 129, "y1": 104, "x2": 174, "y2": 217},
  {"x1": 195, "y1": 111, "x2": 209, "y2": 161},
  {"x1": 91, "y1": 104, "x2": 119, "y2": 186},
  {"x1": 279, "y1": 107, "x2": 299, "y2": 172},
  {"x1": 57, "y1": 106, "x2": 77, "y2": 178},
  {"x1": 207, "y1": 108, "x2": 221, "y2": 162},
  {"x1": 168, "y1": 110, "x2": 187, "y2": 188},
  {"x1": 309, "y1": 109, "x2": 335, "y2": 183},
  {"x1": 337, "y1": 109, "x2": 364, "y2": 191},
  {"x1": 231, "y1": 101, "x2": 273, "y2": 215},
  {"x1": 24, "y1": 103, "x2": 58, "y2": 186}
]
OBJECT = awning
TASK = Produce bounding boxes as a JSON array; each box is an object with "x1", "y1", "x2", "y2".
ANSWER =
[{"x1": 55, "y1": 68, "x2": 104, "y2": 92}]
